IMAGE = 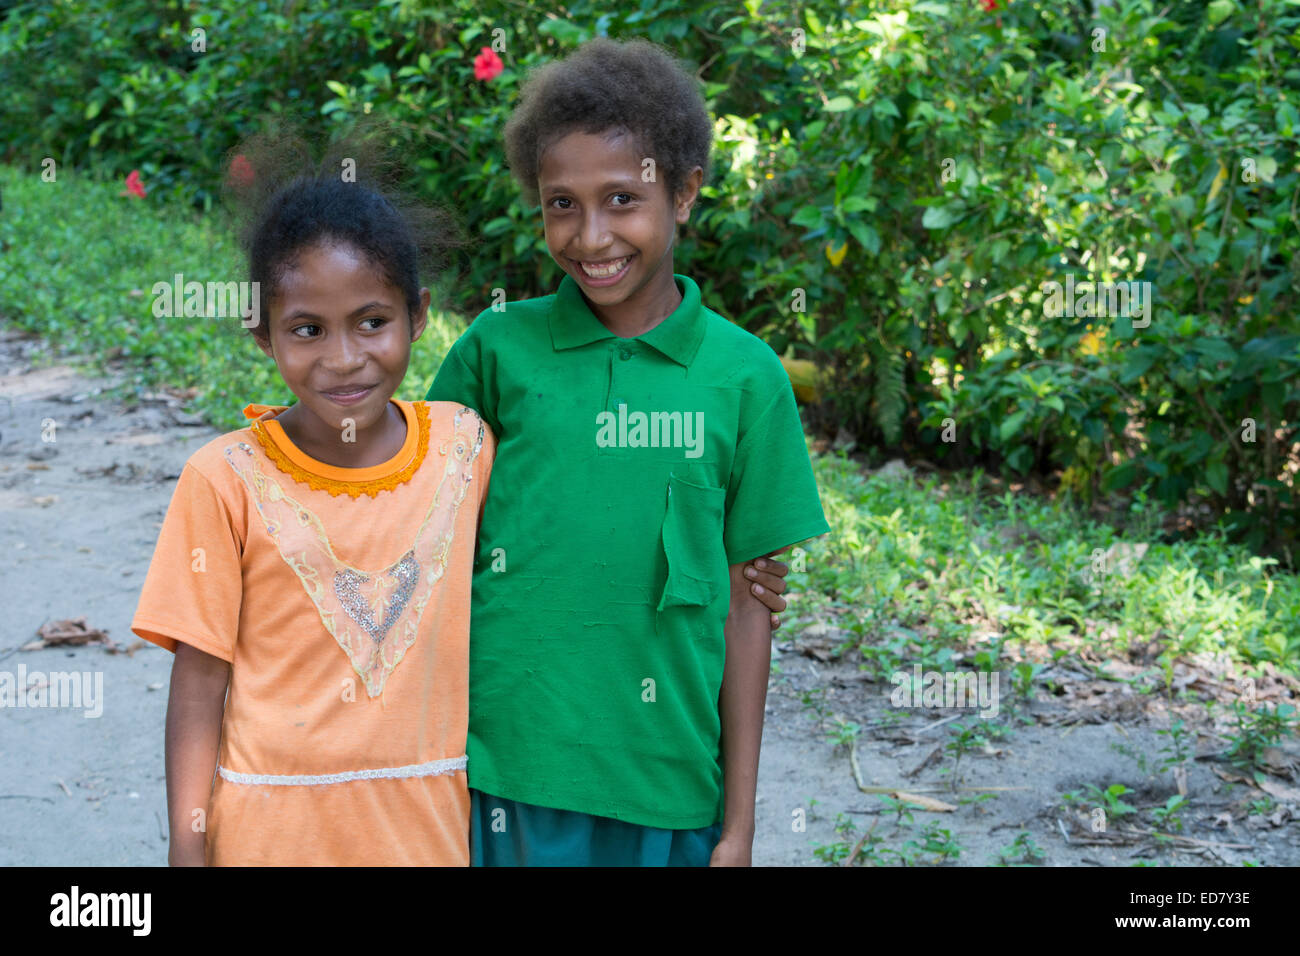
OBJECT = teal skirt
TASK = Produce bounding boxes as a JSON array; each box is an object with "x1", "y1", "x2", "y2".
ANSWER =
[{"x1": 470, "y1": 789, "x2": 722, "y2": 867}]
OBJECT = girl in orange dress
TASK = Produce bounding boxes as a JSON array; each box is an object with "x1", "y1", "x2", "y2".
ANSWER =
[{"x1": 132, "y1": 134, "x2": 492, "y2": 865}]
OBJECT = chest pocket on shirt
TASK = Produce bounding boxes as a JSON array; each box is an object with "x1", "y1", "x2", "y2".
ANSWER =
[{"x1": 657, "y1": 472, "x2": 727, "y2": 610}]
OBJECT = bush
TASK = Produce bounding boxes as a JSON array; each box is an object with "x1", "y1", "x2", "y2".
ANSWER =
[{"x1": 2, "y1": 0, "x2": 1297, "y2": 561}]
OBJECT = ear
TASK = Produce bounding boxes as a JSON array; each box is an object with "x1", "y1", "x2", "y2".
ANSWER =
[
  {"x1": 254, "y1": 332, "x2": 275, "y2": 359},
  {"x1": 674, "y1": 166, "x2": 704, "y2": 225},
  {"x1": 409, "y1": 288, "x2": 431, "y2": 343}
]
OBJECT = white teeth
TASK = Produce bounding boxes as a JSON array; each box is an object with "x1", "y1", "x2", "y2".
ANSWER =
[{"x1": 580, "y1": 256, "x2": 629, "y2": 278}]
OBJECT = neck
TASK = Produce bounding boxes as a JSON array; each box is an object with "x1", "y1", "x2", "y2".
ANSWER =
[
  {"x1": 275, "y1": 400, "x2": 406, "y2": 469},
  {"x1": 588, "y1": 266, "x2": 681, "y2": 338}
]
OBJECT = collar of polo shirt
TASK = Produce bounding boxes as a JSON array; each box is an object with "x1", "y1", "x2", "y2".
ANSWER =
[{"x1": 548, "y1": 273, "x2": 707, "y2": 367}]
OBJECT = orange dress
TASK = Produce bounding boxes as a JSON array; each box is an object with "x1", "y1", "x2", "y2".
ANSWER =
[{"x1": 132, "y1": 399, "x2": 494, "y2": 865}]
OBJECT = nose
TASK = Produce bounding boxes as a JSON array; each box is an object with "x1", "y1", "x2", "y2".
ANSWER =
[
  {"x1": 322, "y1": 327, "x2": 367, "y2": 374},
  {"x1": 577, "y1": 208, "x2": 611, "y2": 257}
]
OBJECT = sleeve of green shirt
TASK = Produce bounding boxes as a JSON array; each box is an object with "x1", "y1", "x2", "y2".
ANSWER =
[
  {"x1": 723, "y1": 375, "x2": 831, "y2": 565},
  {"x1": 425, "y1": 323, "x2": 500, "y2": 437}
]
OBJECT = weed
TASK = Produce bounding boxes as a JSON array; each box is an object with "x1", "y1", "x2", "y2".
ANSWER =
[
  {"x1": 1151, "y1": 794, "x2": 1190, "y2": 833},
  {"x1": 901, "y1": 821, "x2": 962, "y2": 865},
  {"x1": 992, "y1": 830, "x2": 1047, "y2": 866},
  {"x1": 1223, "y1": 701, "x2": 1299, "y2": 772},
  {"x1": 1155, "y1": 718, "x2": 1194, "y2": 773}
]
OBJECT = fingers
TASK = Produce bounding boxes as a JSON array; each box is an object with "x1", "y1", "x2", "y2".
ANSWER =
[
  {"x1": 744, "y1": 563, "x2": 788, "y2": 596},
  {"x1": 754, "y1": 556, "x2": 790, "y2": 577},
  {"x1": 749, "y1": 578, "x2": 788, "y2": 614},
  {"x1": 770, "y1": 613, "x2": 781, "y2": 631}
]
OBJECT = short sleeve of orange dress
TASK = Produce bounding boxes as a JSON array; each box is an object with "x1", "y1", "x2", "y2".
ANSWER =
[{"x1": 131, "y1": 399, "x2": 495, "y2": 866}]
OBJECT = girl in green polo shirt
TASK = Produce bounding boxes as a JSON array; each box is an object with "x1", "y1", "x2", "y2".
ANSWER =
[{"x1": 428, "y1": 37, "x2": 829, "y2": 866}]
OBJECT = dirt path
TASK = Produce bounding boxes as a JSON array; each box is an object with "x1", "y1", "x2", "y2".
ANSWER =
[{"x1": 2, "y1": 320, "x2": 1297, "y2": 866}]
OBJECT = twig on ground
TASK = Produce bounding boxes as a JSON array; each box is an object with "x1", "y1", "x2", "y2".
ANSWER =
[{"x1": 842, "y1": 820, "x2": 878, "y2": 867}]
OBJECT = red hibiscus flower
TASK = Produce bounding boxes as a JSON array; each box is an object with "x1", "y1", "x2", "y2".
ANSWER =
[
  {"x1": 980, "y1": 0, "x2": 998, "y2": 10},
  {"x1": 474, "y1": 47, "x2": 504, "y2": 82},
  {"x1": 120, "y1": 169, "x2": 146, "y2": 198},
  {"x1": 227, "y1": 154, "x2": 255, "y2": 188}
]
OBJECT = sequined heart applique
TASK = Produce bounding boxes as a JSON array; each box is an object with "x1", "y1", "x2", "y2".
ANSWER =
[{"x1": 333, "y1": 550, "x2": 421, "y2": 644}]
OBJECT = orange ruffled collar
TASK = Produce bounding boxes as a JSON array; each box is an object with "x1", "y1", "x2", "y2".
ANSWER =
[{"x1": 241, "y1": 400, "x2": 431, "y2": 498}]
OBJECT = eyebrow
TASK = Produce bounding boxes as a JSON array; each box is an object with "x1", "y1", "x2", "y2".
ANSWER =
[
  {"x1": 541, "y1": 179, "x2": 640, "y2": 197},
  {"x1": 280, "y1": 300, "x2": 394, "y2": 323}
]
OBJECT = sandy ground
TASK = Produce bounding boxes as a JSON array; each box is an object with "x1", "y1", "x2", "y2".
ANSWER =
[{"x1": 2, "y1": 321, "x2": 1297, "y2": 866}]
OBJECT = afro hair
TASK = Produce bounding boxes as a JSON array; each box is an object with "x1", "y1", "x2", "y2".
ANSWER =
[{"x1": 503, "y1": 37, "x2": 713, "y2": 207}]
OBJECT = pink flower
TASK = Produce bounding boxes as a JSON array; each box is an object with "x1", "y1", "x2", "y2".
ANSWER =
[
  {"x1": 120, "y1": 169, "x2": 146, "y2": 198},
  {"x1": 474, "y1": 47, "x2": 504, "y2": 82},
  {"x1": 227, "y1": 154, "x2": 255, "y2": 188}
]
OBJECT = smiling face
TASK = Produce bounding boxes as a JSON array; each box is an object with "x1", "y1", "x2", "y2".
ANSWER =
[
  {"x1": 538, "y1": 129, "x2": 702, "y2": 334},
  {"x1": 255, "y1": 241, "x2": 429, "y2": 458}
]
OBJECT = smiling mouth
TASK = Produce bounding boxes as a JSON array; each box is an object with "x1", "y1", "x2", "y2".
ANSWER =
[
  {"x1": 573, "y1": 255, "x2": 633, "y2": 279},
  {"x1": 321, "y1": 385, "x2": 376, "y2": 402}
]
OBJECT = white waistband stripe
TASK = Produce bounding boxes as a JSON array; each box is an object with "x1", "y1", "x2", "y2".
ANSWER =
[{"x1": 217, "y1": 755, "x2": 467, "y2": 786}]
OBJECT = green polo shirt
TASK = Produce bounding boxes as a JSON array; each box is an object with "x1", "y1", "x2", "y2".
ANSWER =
[{"x1": 427, "y1": 273, "x2": 829, "y2": 828}]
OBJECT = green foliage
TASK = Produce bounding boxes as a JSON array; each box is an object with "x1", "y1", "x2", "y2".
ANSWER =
[
  {"x1": 992, "y1": 830, "x2": 1047, "y2": 866},
  {"x1": 1222, "y1": 700, "x2": 1299, "y2": 772},
  {"x1": 1155, "y1": 718, "x2": 1194, "y2": 773},
  {"x1": 799, "y1": 454, "x2": 1300, "y2": 673},
  {"x1": 1, "y1": 0, "x2": 1298, "y2": 556},
  {"x1": 1081, "y1": 782, "x2": 1139, "y2": 820},
  {"x1": 0, "y1": 166, "x2": 464, "y2": 431},
  {"x1": 1151, "y1": 793, "x2": 1190, "y2": 833}
]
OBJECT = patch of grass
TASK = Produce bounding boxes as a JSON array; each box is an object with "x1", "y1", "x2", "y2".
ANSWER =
[
  {"x1": 795, "y1": 453, "x2": 1300, "y2": 676},
  {"x1": 0, "y1": 164, "x2": 465, "y2": 433},
  {"x1": 1222, "y1": 701, "x2": 1299, "y2": 772}
]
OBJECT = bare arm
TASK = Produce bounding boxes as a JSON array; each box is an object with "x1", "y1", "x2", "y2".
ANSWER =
[
  {"x1": 711, "y1": 561, "x2": 773, "y2": 866},
  {"x1": 164, "y1": 642, "x2": 229, "y2": 866},
  {"x1": 743, "y1": 553, "x2": 790, "y2": 629}
]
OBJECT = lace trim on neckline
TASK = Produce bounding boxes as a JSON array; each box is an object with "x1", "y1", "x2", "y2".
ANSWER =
[{"x1": 247, "y1": 402, "x2": 431, "y2": 498}]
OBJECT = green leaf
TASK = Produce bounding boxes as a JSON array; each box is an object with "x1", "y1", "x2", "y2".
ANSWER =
[
  {"x1": 999, "y1": 409, "x2": 1028, "y2": 444},
  {"x1": 935, "y1": 284, "x2": 953, "y2": 316},
  {"x1": 825, "y1": 96, "x2": 855, "y2": 113},
  {"x1": 1204, "y1": 460, "x2": 1228, "y2": 496},
  {"x1": 791, "y1": 205, "x2": 824, "y2": 229},
  {"x1": 1207, "y1": 0, "x2": 1234, "y2": 25},
  {"x1": 1120, "y1": 345, "x2": 1162, "y2": 384},
  {"x1": 1103, "y1": 460, "x2": 1139, "y2": 492},
  {"x1": 848, "y1": 220, "x2": 881, "y2": 255},
  {"x1": 873, "y1": 98, "x2": 900, "y2": 120},
  {"x1": 1191, "y1": 337, "x2": 1236, "y2": 366},
  {"x1": 922, "y1": 204, "x2": 962, "y2": 229},
  {"x1": 325, "y1": 80, "x2": 350, "y2": 98},
  {"x1": 538, "y1": 18, "x2": 586, "y2": 44}
]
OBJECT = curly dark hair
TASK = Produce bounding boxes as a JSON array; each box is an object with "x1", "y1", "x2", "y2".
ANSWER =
[
  {"x1": 221, "y1": 119, "x2": 463, "y2": 344},
  {"x1": 503, "y1": 37, "x2": 713, "y2": 207}
]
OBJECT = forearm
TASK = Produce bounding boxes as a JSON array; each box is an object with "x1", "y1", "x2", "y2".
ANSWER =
[
  {"x1": 718, "y1": 561, "x2": 773, "y2": 841},
  {"x1": 164, "y1": 645, "x2": 229, "y2": 866}
]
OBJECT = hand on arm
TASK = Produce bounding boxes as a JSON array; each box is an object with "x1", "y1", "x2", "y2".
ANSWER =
[
  {"x1": 712, "y1": 561, "x2": 774, "y2": 866},
  {"x1": 165, "y1": 643, "x2": 230, "y2": 866},
  {"x1": 743, "y1": 551, "x2": 792, "y2": 630}
]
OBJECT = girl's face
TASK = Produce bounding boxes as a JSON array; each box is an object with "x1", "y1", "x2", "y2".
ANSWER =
[
  {"x1": 256, "y1": 241, "x2": 429, "y2": 437},
  {"x1": 538, "y1": 129, "x2": 701, "y2": 322}
]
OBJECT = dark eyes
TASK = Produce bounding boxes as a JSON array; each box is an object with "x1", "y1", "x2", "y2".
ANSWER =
[
  {"x1": 547, "y1": 193, "x2": 636, "y2": 209},
  {"x1": 290, "y1": 317, "x2": 386, "y2": 338}
]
